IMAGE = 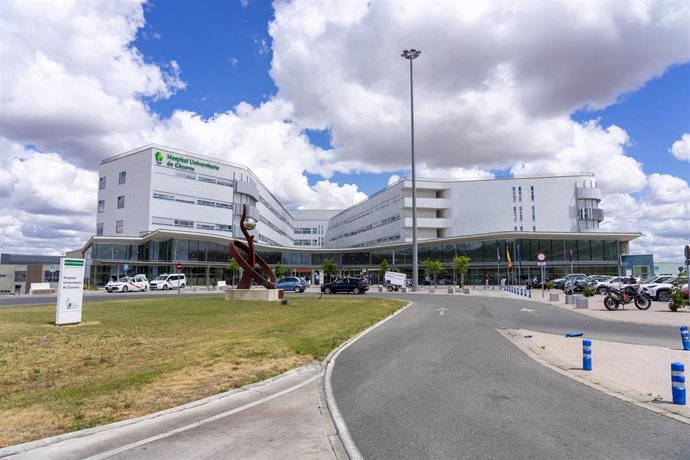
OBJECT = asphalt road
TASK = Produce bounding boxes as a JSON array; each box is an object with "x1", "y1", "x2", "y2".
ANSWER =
[{"x1": 331, "y1": 294, "x2": 689, "y2": 459}]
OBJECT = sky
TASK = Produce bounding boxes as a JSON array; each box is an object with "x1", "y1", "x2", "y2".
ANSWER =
[{"x1": 0, "y1": 0, "x2": 689, "y2": 261}]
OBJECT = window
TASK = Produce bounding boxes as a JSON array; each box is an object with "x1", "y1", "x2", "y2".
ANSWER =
[
  {"x1": 118, "y1": 171, "x2": 126, "y2": 185},
  {"x1": 531, "y1": 206, "x2": 536, "y2": 221},
  {"x1": 512, "y1": 187, "x2": 516, "y2": 202},
  {"x1": 519, "y1": 207, "x2": 523, "y2": 221},
  {"x1": 530, "y1": 186, "x2": 535, "y2": 201},
  {"x1": 96, "y1": 223, "x2": 103, "y2": 236},
  {"x1": 116, "y1": 220, "x2": 123, "y2": 234},
  {"x1": 99, "y1": 177, "x2": 106, "y2": 190},
  {"x1": 518, "y1": 186, "x2": 522, "y2": 201},
  {"x1": 117, "y1": 196, "x2": 125, "y2": 209},
  {"x1": 98, "y1": 200, "x2": 105, "y2": 212},
  {"x1": 513, "y1": 206, "x2": 517, "y2": 222}
]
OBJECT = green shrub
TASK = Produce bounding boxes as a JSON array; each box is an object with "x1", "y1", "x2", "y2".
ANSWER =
[
  {"x1": 582, "y1": 286, "x2": 596, "y2": 297},
  {"x1": 668, "y1": 288, "x2": 689, "y2": 312}
]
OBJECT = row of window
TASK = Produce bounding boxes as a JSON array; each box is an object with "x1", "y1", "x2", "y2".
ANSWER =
[
  {"x1": 152, "y1": 191, "x2": 233, "y2": 210},
  {"x1": 96, "y1": 221, "x2": 123, "y2": 235},
  {"x1": 328, "y1": 214, "x2": 401, "y2": 244},
  {"x1": 151, "y1": 216, "x2": 232, "y2": 232},
  {"x1": 259, "y1": 215, "x2": 293, "y2": 241},
  {"x1": 99, "y1": 171, "x2": 127, "y2": 191},
  {"x1": 328, "y1": 195, "x2": 403, "y2": 231},
  {"x1": 259, "y1": 196, "x2": 293, "y2": 229},
  {"x1": 512, "y1": 185, "x2": 535, "y2": 202},
  {"x1": 512, "y1": 205, "x2": 537, "y2": 222},
  {"x1": 89, "y1": 237, "x2": 623, "y2": 265},
  {"x1": 295, "y1": 227, "x2": 319, "y2": 235},
  {"x1": 155, "y1": 167, "x2": 234, "y2": 187},
  {"x1": 97, "y1": 196, "x2": 126, "y2": 212},
  {"x1": 350, "y1": 233, "x2": 402, "y2": 248}
]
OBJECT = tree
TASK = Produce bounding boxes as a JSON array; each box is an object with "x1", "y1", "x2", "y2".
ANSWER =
[
  {"x1": 452, "y1": 256, "x2": 471, "y2": 288},
  {"x1": 379, "y1": 259, "x2": 389, "y2": 282},
  {"x1": 322, "y1": 258, "x2": 338, "y2": 283},
  {"x1": 274, "y1": 262, "x2": 286, "y2": 279},
  {"x1": 422, "y1": 258, "x2": 443, "y2": 286},
  {"x1": 227, "y1": 258, "x2": 240, "y2": 286}
]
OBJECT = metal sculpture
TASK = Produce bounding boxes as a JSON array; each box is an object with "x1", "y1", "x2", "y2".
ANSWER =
[{"x1": 228, "y1": 205, "x2": 276, "y2": 289}]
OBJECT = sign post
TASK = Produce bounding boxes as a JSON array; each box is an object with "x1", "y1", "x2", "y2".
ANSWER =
[
  {"x1": 537, "y1": 252, "x2": 547, "y2": 298},
  {"x1": 55, "y1": 258, "x2": 85, "y2": 326},
  {"x1": 176, "y1": 263, "x2": 183, "y2": 294},
  {"x1": 685, "y1": 244, "x2": 690, "y2": 283}
]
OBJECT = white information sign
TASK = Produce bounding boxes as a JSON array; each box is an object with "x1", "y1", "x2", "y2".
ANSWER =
[{"x1": 55, "y1": 258, "x2": 85, "y2": 325}]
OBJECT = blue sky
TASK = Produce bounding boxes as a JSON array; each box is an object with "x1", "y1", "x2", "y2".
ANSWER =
[{"x1": 0, "y1": 0, "x2": 688, "y2": 259}]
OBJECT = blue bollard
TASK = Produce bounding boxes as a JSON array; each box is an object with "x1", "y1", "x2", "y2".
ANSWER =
[
  {"x1": 680, "y1": 325, "x2": 690, "y2": 351},
  {"x1": 583, "y1": 339, "x2": 592, "y2": 371},
  {"x1": 671, "y1": 362, "x2": 686, "y2": 405},
  {"x1": 528, "y1": 289, "x2": 532, "y2": 298}
]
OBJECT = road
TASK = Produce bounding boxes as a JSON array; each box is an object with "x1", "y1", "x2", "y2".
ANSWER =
[{"x1": 331, "y1": 294, "x2": 689, "y2": 459}]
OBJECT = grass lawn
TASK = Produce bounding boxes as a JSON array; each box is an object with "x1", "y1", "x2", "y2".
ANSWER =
[{"x1": 0, "y1": 295, "x2": 405, "y2": 447}]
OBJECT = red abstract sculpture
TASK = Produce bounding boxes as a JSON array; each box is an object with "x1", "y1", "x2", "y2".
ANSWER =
[{"x1": 228, "y1": 205, "x2": 277, "y2": 289}]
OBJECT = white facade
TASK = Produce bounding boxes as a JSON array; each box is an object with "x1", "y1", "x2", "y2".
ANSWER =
[
  {"x1": 98, "y1": 145, "x2": 603, "y2": 250},
  {"x1": 96, "y1": 145, "x2": 334, "y2": 247},
  {"x1": 324, "y1": 174, "x2": 604, "y2": 248}
]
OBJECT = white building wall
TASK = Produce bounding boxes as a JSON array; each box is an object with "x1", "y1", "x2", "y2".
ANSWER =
[
  {"x1": 324, "y1": 183, "x2": 404, "y2": 248},
  {"x1": 98, "y1": 146, "x2": 602, "y2": 250},
  {"x1": 97, "y1": 147, "x2": 153, "y2": 237}
]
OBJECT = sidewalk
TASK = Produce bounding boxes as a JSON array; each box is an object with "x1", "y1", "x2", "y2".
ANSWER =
[{"x1": 472, "y1": 286, "x2": 690, "y2": 422}]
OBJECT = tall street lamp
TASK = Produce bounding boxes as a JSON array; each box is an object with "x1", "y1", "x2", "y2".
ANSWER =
[{"x1": 401, "y1": 48, "x2": 421, "y2": 292}]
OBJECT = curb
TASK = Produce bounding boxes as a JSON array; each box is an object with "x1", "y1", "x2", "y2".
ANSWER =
[{"x1": 499, "y1": 328, "x2": 690, "y2": 425}]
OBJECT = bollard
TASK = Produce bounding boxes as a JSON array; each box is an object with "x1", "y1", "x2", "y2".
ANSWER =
[
  {"x1": 582, "y1": 339, "x2": 592, "y2": 371},
  {"x1": 671, "y1": 362, "x2": 686, "y2": 405},
  {"x1": 680, "y1": 325, "x2": 690, "y2": 351},
  {"x1": 528, "y1": 289, "x2": 532, "y2": 298}
]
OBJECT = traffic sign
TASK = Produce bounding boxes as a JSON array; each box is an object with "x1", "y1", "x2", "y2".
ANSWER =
[
  {"x1": 337, "y1": 263, "x2": 343, "y2": 269},
  {"x1": 536, "y1": 252, "x2": 546, "y2": 262},
  {"x1": 176, "y1": 263, "x2": 183, "y2": 270},
  {"x1": 685, "y1": 245, "x2": 690, "y2": 260},
  {"x1": 537, "y1": 262, "x2": 546, "y2": 267},
  {"x1": 123, "y1": 264, "x2": 129, "y2": 271},
  {"x1": 48, "y1": 265, "x2": 56, "y2": 273}
]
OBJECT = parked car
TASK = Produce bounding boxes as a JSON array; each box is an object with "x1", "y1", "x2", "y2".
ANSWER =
[
  {"x1": 149, "y1": 273, "x2": 187, "y2": 290},
  {"x1": 275, "y1": 276, "x2": 308, "y2": 293},
  {"x1": 641, "y1": 277, "x2": 678, "y2": 302},
  {"x1": 573, "y1": 275, "x2": 611, "y2": 292},
  {"x1": 553, "y1": 274, "x2": 587, "y2": 289},
  {"x1": 639, "y1": 274, "x2": 675, "y2": 286},
  {"x1": 105, "y1": 275, "x2": 149, "y2": 293},
  {"x1": 596, "y1": 276, "x2": 639, "y2": 295},
  {"x1": 320, "y1": 277, "x2": 369, "y2": 295}
]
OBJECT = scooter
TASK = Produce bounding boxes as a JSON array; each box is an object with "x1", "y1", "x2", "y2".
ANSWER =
[{"x1": 603, "y1": 283, "x2": 651, "y2": 311}]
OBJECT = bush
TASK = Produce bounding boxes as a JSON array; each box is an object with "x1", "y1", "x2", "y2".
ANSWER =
[
  {"x1": 668, "y1": 287, "x2": 689, "y2": 312},
  {"x1": 582, "y1": 286, "x2": 596, "y2": 297},
  {"x1": 545, "y1": 281, "x2": 555, "y2": 290}
]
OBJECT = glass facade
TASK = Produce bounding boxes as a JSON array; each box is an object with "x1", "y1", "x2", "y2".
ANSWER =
[{"x1": 87, "y1": 235, "x2": 627, "y2": 287}]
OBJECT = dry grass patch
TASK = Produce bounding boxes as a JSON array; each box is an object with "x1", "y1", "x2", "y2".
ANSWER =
[{"x1": 0, "y1": 295, "x2": 404, "y2": 447}]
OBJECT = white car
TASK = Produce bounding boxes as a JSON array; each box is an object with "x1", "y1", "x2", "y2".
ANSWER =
[
  {"x1": 642, "y1": 277, "x2": 678, "y2": 302},
  {"x1": 596, "y1": 276, "x2": 639, "y2": 295},
  {"x1": 105, "y1": 275, "x2": 149, "y2": 293},
  {"x1": 149, "y1": 273, "x2": 186, "y2": 290}
]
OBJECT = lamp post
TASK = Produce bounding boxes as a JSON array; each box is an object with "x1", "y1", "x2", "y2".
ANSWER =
[{"x1": 401, "y1": 48, "x2": 421, "y2": 292}]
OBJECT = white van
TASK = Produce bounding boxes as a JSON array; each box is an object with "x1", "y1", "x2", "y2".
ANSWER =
[{"x1": 150, "y1": 273, "x2": 187, "y2": 290}]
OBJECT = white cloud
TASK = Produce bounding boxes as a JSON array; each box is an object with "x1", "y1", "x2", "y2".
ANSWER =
[
  {"x1": 670, "y1": 133, "x2": 690, "y2": 161},
  {"x1": 0, "y1": 0, "x2": 689, "y2": 260}
]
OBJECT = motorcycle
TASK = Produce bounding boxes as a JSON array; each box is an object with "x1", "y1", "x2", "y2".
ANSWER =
[{"x1": 603, "y1": 283, "x2": 651, "y2": 311}]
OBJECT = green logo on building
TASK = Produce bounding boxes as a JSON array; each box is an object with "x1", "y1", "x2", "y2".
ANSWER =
[{"x1": 155, "y1": 151, "x2": 164, "y2": 164}]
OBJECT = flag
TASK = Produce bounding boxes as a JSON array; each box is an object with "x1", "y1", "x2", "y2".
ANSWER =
[
  {"x1": 506, "y1": 248, "x2": 513, "y2": 269},
  {"x1": 497, "y1": 245, "x2": 501, "y2": 262},
  {"x1": 517, "y1": 244, "x2": 522, "y2": 267}
]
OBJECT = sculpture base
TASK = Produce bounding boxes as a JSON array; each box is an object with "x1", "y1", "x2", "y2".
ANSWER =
[{"x1": 225, "y1": 288, "x2": 283, "y2": 302}]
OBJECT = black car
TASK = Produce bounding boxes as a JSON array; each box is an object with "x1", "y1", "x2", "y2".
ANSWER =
[{"x1": 320, "y1": 277, "x2": 369, "y2": 294}]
